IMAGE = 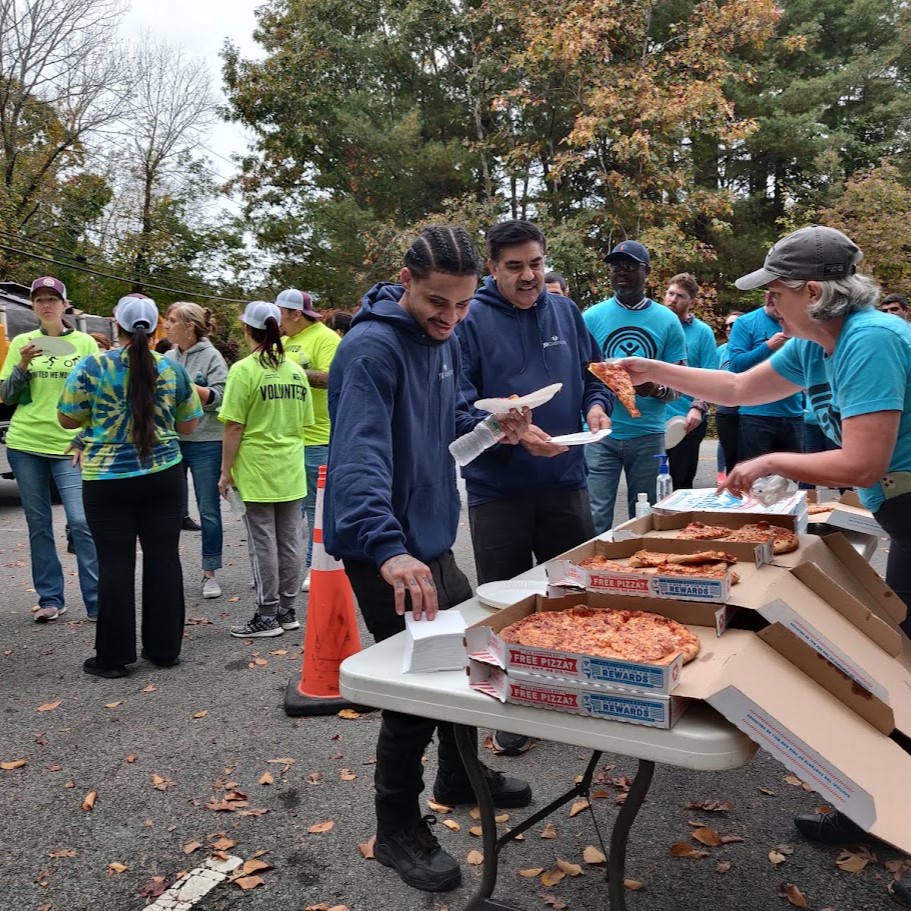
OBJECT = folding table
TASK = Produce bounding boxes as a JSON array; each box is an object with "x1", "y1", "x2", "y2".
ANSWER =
[{"x1": 340, "y1": 593, "x2": 757, "y2": 911}]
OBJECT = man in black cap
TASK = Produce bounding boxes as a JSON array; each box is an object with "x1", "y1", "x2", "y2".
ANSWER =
[{"x1": 582, "y1": 241, "x2": 686, "y2": 531}]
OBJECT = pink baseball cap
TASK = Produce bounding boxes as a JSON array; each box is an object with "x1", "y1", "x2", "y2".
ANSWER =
[{"x1": 30, "y1": 276, "x2": 67, "y2": 300}]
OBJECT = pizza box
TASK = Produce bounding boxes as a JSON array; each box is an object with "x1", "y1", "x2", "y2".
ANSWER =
[
  {"x1": 468, "y1": 658, "x2": 691, "y2": 729},
  {"x1": 808, "y1": 490, "x2": 881, "y2": 539},
  {"x1": 546, "y1": 538, "x2": 770, "y2": 605},
  {"x1": 651, "y1": 488, "x2": 808, "y2": 533}
]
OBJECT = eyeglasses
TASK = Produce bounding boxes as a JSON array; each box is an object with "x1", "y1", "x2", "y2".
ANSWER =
[
  {"x1": 609, "y1": 262, "x2": 641, "y2": 273},
  {"x1": 725, "y1": 323, "x2": 736, "y2": 330}
]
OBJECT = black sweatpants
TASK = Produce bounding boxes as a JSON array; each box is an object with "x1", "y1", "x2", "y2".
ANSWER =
[
  {"x1": 873, "y1": 492, "x2": 911, "y2": 640},
  {"x1": 668, "y1": 420, "x2": 708, "y2": 490},
  {"x1": 468, "y1": 488, "x2": 594, "y2": 586},
  {"x1": 716, "y1": 411, "x2": 740, "y2": 473},
  {"x1": 344, "y1": 551, "x2": 475, "y2": 831},
  {"x1": 82, "y1": 464, "x2": 185, "y2": 668}
]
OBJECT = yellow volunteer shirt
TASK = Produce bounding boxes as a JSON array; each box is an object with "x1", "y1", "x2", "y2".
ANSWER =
[{"x1": 282, "y1": 321, "x2": 340, "y2": 447}]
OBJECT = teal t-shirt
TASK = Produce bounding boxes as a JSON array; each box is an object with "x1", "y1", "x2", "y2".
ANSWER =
[
  {"x1": 59, "y1": 349, "x2": 202, "y2": 480},
  {"x1": 770, "y1": 308, "x2": 911, "y2": 511},
  {"x1": 665, "y1": 316, "x2": 718, "y2": 419},
  {"x1": 583, "y1": 299, "x2": 686, "y2": 439}
]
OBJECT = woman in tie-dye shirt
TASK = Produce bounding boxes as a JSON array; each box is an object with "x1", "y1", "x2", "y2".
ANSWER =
[{"x1": 59, "y1": 294, "x2": 202, "y2": 679}]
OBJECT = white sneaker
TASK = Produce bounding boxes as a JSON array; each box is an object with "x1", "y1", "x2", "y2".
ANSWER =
[
  {"x1": 301, "y1": 572, "x2": 311, "y2": 593},
  {"x1": 202, "y1": 576, "x2": 222, "y2": 599}
]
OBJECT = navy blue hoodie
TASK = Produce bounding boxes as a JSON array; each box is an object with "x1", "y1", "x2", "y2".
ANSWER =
[
  {"x1": 324, "y1": 283, "x2": 475, "y2": 567},
  {"x1": 457, "y1": 277, "x2": 613, "y2": 506}
]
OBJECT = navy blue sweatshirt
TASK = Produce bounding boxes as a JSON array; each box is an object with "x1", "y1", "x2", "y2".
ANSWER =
[
  {"x1": 324, "y1": 283, "x2": 475, "y2": 567},
  {"x1": 456, "y1": 277, "x2": 613, "y2": 506}
]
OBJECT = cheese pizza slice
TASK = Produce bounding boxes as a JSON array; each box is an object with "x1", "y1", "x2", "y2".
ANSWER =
[{"x1": 588, "y1": 362, "x2": 640, "y2": 418}]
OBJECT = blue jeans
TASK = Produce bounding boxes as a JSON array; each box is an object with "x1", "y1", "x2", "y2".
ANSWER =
[
  {"x1": 302, "y1": 444, "x2": 329, "y2": 571},
  {"x1": 585, "y1": 432, "x2": 665, "y2": 533},
  {"x1": 8, "y1": 448, "x2": 98, "y2": 616},
  {"x1": 179, "y1": 440, "x2": 223, "y2": 572}
]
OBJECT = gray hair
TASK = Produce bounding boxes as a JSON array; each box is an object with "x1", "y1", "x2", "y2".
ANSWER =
[{"x1": 779, "y1": 272, "x2": 880, "y2": 322}]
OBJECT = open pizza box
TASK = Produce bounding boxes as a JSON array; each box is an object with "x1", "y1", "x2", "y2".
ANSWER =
[
  {"x1": 806, "y1": 490, "x2": 882, "y2": 540},
  {"x1": 545, "y1": 537, "x2": 772, "y2": 605},
  {"x1": 467, "y1": 589, "x2": 911, "y2": 852},
  {"x1": 651, "y1": 488, "x2": 809, "y2": 533},
  {"x1": 611, "y1": 510, "x2": 809, "y2": 566}
]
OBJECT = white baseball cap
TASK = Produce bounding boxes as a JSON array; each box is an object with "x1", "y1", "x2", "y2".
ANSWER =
[
  {"x1": 115, "y1": 294, "x2": 158, "y2": 332},
  {"x1": 240, "y1": 300, "x2": 281, "y2": 330}
]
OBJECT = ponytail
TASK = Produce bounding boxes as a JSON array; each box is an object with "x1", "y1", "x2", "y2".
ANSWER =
[
  {"x1": 249, "y1": 316, "x2": 284, "y2": 369},
  {"x1": 126, "y1": 326, "x2": 158, "y2": 462}
]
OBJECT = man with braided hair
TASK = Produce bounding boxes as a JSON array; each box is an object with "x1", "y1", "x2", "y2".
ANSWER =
[{"x1": 325, "y1": 225, "x2": 533, "y2": 893}]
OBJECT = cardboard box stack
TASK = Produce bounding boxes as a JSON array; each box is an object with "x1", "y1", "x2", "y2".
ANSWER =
[
  {"x1": 651, "y1": 487, "x2": 809, "y2": 533},
  {"x1": 465, "y1": 525, "x2": 911, "y2": 856}
]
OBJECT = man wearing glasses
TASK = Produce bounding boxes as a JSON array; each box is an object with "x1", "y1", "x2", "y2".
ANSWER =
[
  {"x1": 582, "y1": 241, "x2": 686, "y2": 531},
  {"x1": 716, "y1": 312, "x2": 743, "y2": 477}
]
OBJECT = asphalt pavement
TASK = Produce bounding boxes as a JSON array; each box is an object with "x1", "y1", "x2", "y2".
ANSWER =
[{"x1": 0, "y1": 442, "x2": 900, "y2": 911}]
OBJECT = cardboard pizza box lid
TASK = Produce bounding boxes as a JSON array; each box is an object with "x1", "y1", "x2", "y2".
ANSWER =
[
  {"x1": 821, "y1": 491, "x2": 882, "y2": 538},
  {"x1": 612, "y1": 510, "x2": 800, "y2": 544}
]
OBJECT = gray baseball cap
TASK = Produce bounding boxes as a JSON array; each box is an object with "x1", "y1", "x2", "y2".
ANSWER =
[
  {"x1": 735, "y1": 225, "x2": 862, "y2": 291},
  {"x1": 115, "y1": 294, "x2": 158, "y2": 332}
]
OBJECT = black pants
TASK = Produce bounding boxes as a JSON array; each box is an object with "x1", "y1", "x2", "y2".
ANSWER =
[
  {"x1": 668, "y1": 420, "x2": 707, "y2": 490},
  {"x1": 873, "y1": 492, "x2": 911, "y2": 640},
  {"x1": 739, "y1": 415, "x2": 804, "y2": 463},
  {"x1": 715, "y1": 412, "x2": 740, "y2": 473},
  {"x1": 82, "y1": 464, "x2": 186, "y2": 668},
  {"x1": 468, "y1": 488, "x2": 594, "y2": 585},
  {"x1": 344, "y1": 551, "x2": 475, "y2": 831}
]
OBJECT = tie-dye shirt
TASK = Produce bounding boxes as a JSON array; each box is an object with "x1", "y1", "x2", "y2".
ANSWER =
[{"x1": 59, "y1": 348, "x2": 202, "y2": 480}]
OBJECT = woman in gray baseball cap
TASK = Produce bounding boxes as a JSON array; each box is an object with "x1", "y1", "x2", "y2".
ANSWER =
[{"x1": 619, "y1": 225, "x2": 911, "y2": 905}]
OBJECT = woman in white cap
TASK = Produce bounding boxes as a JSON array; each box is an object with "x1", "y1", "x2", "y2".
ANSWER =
[
  {"x1": 164, "y1": 302, "x2": 229, "y2": 599},
  {"x1": 58, "y1": 293, "x2": 202, "y2": 678},
  {"x1": 0, "y1": 276, "x2": 100, "y2": 622},
  {"x1": 219, "y1": 301, "x2": 313, "y2": 637}
]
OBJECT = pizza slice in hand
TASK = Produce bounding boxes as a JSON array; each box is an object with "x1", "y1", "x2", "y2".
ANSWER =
[{"x1": 588, "y1": 362, "x2": 640, "y2": 418}]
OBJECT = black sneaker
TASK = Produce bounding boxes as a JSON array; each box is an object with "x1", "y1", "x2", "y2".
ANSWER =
[
  {"x1": 491, "y1": 731, "x2": 534, "y2": 756},
  {"x1": 278, "y1": 609, "x2": 300, "y2": 631},
  {"x1": 433, "y1": 764, "x2": 532, "y2": 808},
  {"x1": 375, "y1": 815, "x2": 461, "y2": 892},
  {"x1": 181, "y1": 516, "x2": 201, "y2": 531},
  {"x1": 83, "y1": 657, "x2": 129, "y2": 679},
  {"x1": 889, "y1": 876, "x2": 911, "y2": 908},
  {"x1": 794, "y1": 808, "x2": 870, "y2": 843},
  {"x1": 230, "y1": 613, "x2": 284, "y2": 639}
]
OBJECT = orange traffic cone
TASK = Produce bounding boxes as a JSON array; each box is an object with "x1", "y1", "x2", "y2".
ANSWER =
[{"x1": 284, "y1": 465, "x2": 363, "y2": 716}]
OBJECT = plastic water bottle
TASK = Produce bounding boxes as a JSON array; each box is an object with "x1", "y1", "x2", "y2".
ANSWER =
[
  {"x1": 449, "y1": 416, "x2": 506, "y2": 467},
  {"x1": 655, "y1": 454, "x2": 673, "y2": 501},
  {"x1": 225, "y1": 486, "x2": 246, "y2": 517},
  {"x1": 634, "y1": 492, "x2": 651, "y2": 518}
]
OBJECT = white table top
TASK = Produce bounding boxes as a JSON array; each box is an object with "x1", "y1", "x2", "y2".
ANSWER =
[{"x1": 340, "y1": 594, "x2": 757, "y2": 773}]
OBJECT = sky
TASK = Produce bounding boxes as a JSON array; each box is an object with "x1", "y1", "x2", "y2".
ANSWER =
[{"x1": 121, "y1": 0, "x2": 264, "y2": 183}]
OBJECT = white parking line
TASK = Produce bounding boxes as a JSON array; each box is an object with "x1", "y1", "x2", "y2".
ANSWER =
[{"x1": 144, "y1": 854, "x2": 243, "y2": 910}]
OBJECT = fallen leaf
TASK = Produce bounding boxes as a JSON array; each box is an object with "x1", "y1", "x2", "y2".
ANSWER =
[
  {"x1": 441, "y1": 819, "x2": 461, "y2": 832},
  {"x1": 183, "y1": 840, "x2": 202, "y2": 855},
  {"x1": 193, "y1": 710, "x2": 208, "y2": 719},
  {"x1": 228, "y1": 596, "x2": 240, "y2": 602},
  {"x1": 494, "y1": 813, "x2": 510, "y2": 824},
  {"x1": 466, "y1": 850, "x2": 483, "y2": 865},
  {"x1": 46, "y1": 764, "x2": 62, "y2": 772},
  {"x1": 266, "y1": 757, "x2": 296, "y2": 765},
  {"x1": 783, "y1": 775, "x2": 812, "y2": 791},
  {"x1": 48, "y1": 849, "x2": 77, "y2": 858},
  {"x1": 556, "y1": 858, "x2": 583, "y2": 876},
  {"x1": 569, "y1": 798, "x2": 589, "y2": 817},
  {"x1": 692, "y1": 827, "x2": 722, "y2": 847},
  {"x1": 108, "y1": 862, "x2": 128, "y2": 875},
  {"x1": 259, "y1": 772, "x2": 274, "y2": 786},
  {"x1": 835, "y1": 850, "x2": 871, "y2": 873},
  {"x1": 125, "y1": 755, "x2": 137, "y2": 763},
  {"x1": 211, "y1": 838, "x2": 237, "y2": 851},
  {"x1": 773, "y1": 844, "x2": 795, "y2": 855},
  {"x1": 270, "y1": 649, "x2": 288, "y2": 656},
  {"x1": 759, "y1": 787, "x2": 776, "y2": 796},
  {"x1": 37, "y1": 701, "x2": 62, "y2": 713},
  {"x1": 778, "y1": 883, "x2": 808, "y2": 907},
  {"x1": 624, "y1": 879, "x2": 645, "y2": 890},
  {"x1": 669, "y1": 843, "x2": 710, "y2": 859},
  {"x1": 769, "y1": 851, "x2": 788, "y2": 865},
  {"x1": 716, "y1": 861, "x2": 732, "y2": 873},
  {"x1": 540, "y1": 894, "x2": 567, "y2": 909},
  {"x1": 540, "y1": 869, "x2": 565, "y2": 887},
  {"x1": 339, "y1": 769, "x2": 356, "y2": 781},
  {"x1": 233, "y1": 875, "x2": 264, "y2": 891},
  {"x1": 241, "y1": 858, "x2": 273, "y2": 875},
  {"x1": 469, "y1": 826, "x2": 483, "y2": 837},
  {"x1": 151, "y1": 774, "x2": 174, "y2": 791},
  {"x1": 540, "y1": 823, "x2": 557, "y2": 839},
  {"x1": 687, "y1": 799, "x2": 733, "y2": 812},
  {"x1": 140, "y1": 684, "x2": 156, "y2": 693},
  {"x1": 469, "y1": 807, "x2": 481, "y2": 820},
  {"x1": 720, "y1": 835, "x2": 745, "y2": 844},
  {"x1": 252, "y1": 657, "x2": 267, "y2": 667},
  {"x1": 583, "y1": 846, "x2": 607, "y2": 865},
  {"x1": 519, "y1": 868, "x2": 544, "y2": 878},
  {"x1": 81, "y1": 791, "x2": 97, "y2": 811},
  {"x1": 64, "y1": 780, "x2": 75, "y2": 789},
  {"x1": 0, "y1": 759, "x2": 27, "y2": 770},
  {"x1": 137, "y1": 876, "x2": 168, "y2": 898},
  {"x1": 104, "y1": 701, "x2": 122, "y2": 709},
  {"x1": 338, "y1": 709, "x2": 361, "y2": 719},
  {"x1": 357, "y1": 835, "x2": 376, "y2": 859},
  {"x1": 308, "y1": 820, "x2": 335, "y2": 834},
  {"x1": 307, "y1": 772, "x2": 323, "y2": 785},
  {"x1": 427, "y1": 799, "x2": 452, "y2": 813}
]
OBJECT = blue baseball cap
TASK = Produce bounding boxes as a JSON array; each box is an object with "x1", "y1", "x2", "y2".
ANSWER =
[{"x1": 604, "y1": 240, "x2": 651, "y2": 267}]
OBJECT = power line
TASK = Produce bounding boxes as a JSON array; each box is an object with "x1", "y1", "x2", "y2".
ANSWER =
[{"x1": 0, "y1": 241, "x2": 251, "y2": 304}]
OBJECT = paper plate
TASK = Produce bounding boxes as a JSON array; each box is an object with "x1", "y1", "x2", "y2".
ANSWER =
[
  {"x1": 664, "y1": 416, "x2": 687, "y2": 450},
  {"x1": 30, "y1": 335, "x2": 76, "y2": 356},
  {"x1": 474, "y1": 382, "x2": 563, "y2": 414},
  {"x1": 549, "y1": 428, "x2": 612, "y2": 446},
  {"x1": 475, "y1": 580, "x2": 548, "y2": 610}
]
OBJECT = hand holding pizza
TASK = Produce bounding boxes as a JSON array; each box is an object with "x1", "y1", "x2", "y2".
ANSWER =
[{"x1": 615, "y1": 356, "x2": 660, "y2": 386}]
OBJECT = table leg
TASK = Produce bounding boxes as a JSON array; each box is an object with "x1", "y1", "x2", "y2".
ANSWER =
[{"x1": 607, "y1": 759, "x2": 655, "y2": 910}]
